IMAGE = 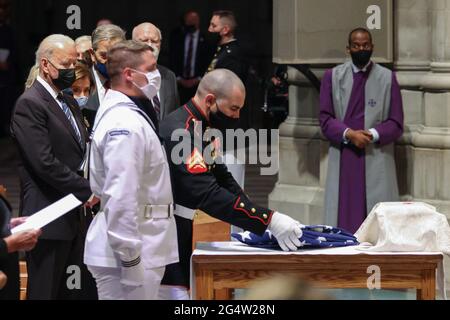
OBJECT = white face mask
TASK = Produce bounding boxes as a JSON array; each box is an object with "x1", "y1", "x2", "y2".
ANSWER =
[{"x1": 131, "y1": 69, "x2": 161, "y2": 100}]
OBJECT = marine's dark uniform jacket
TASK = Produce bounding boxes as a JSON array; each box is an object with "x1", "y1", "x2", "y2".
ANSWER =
[
  {"x1": 159, "y1": 99, "x2": 273, "y2": 287},
  {"x1": 161, "y1": 99, "x2": 273, "y2": 232},
  {"x1": 207, "y1": 39, "x2": 247, "y2": 83}
]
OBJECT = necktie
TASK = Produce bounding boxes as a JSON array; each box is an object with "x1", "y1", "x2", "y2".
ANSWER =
[
  {"x1": 184, "y1": 33, "x2": 194, "y2": 78},
  {"x1": 152, "y1": 95, "x2": 161, "y2": 120},
  {"x1": 57, "y1": 93, "x2": 82, "y2": 145}
]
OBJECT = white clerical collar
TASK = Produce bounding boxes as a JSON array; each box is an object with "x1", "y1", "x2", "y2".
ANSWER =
[{"x1": 352, "y1": 61, "x2": 372, "y2": 73}]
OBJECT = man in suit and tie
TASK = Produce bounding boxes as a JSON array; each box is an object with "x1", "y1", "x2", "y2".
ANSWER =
[
  {"x1": 85, "y1": 24, "x2": 125, "y2": 128},
  {"x1": 132, "y1": 22, "x2": 180, "y2": 121},
  {"x1": 169, "y1": 10, "x2": 214, "y2": 105},
  {"x1": 10, "y1": 34, "x2": 98, "y2": 300}
]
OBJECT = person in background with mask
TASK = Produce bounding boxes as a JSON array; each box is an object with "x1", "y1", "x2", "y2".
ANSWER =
[
  {"x1": 169, "y1": 10, "x2": 214, "y2": 105},
  {"x1": 206, "y1": 11, "x2": 247, "y2": 212},
  {"x1": 132, "y1": 22, "x2": 179, "y2": 121},
  {"x1": 86, "y1": 24, "x2": 125, "y2": 124},
  {"x1": 319, "y1": 28, "x2": 404, "y2": 233},
  {"x1": 70, "y1": 61, "x2": 94, "y2": 130},
  {"x1": 158, "y1": 69, "x2": 303, "y2": 300},
  {"x1": 207, "y1": 10, "x2": 247, "y2": 83},
  {"x1": 10, "y1": 34, "x2": 98, "y2": 299},
  {"x1": 84, "y1": 40, "x2": 178, "y2": 300}
]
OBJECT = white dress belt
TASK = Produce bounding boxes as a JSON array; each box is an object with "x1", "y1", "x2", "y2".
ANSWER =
[
  {"x1": 140, "y1": 204, "x2": 174, "y2": 219},
  {"x1": 174, "y1": 204, "x2": 196, "y2": 220}
]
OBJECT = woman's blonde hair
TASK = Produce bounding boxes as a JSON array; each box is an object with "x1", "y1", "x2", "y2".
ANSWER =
[{"x1": 75, "y1": 61, "x2": 92, "y2": 83}]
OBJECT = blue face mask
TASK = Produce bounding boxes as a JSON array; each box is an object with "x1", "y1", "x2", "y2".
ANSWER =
[
  {"x1": 95, "y1": 62, "x2": 110, "y2": 79},
  {"x1": 75, "y1": 96, "x2": 89, "y2": 108}
]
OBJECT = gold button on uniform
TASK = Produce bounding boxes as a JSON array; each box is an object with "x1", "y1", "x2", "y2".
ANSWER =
[
  {"x1": 240, "y1": 202, "x2": 245, "y2": 208},
  {"x1": 251, "y1": 208, "x2": 256, "y2": 213},
  {"x1": 263, "y1": 214, "x2": 268, "y2": 219}
]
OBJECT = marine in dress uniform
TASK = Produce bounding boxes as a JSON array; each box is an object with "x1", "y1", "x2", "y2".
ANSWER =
[
  {"x1": 159, "y1": 99, "x2": 284, "y2": 297},
  {"x1": 158, "y1": 69, "x2": 302, "y2": 300}
]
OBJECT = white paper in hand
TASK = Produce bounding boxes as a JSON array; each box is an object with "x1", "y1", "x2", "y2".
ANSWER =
[{"x1": 11, "y1": 194, "x2": 82, "y2": 234}]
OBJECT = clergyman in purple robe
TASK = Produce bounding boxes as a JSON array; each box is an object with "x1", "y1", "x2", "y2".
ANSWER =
[{"x1": 319, "y1": 28, "x2": 404, "y2": 234}]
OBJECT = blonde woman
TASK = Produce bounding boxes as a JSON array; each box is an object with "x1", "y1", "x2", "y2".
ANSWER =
[
  {"x1": 71, "y1": 61, "x2": 95, "y2": 129},
  {"x1": 71, "y1": 62, "x2": 93, "y2": 107}
]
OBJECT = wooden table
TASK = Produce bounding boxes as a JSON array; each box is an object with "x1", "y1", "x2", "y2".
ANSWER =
[{"x1": 192, "y1": 242, "x2": 443, "y2": 300}]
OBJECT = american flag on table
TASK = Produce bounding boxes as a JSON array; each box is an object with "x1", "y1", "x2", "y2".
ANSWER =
[{"x1": 232, "y1": 225, "x2": 359, "y2": 250}]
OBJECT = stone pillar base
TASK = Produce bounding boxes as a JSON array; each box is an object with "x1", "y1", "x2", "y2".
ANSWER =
[{"x1": 269, "y1": 184, "x2": 324, "y2": 225}]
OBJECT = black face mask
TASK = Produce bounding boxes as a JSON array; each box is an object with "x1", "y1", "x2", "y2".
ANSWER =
[
  {"x1": 47, "y1": 59, "x2": 76, "y2": 90},
  {"x1": 209, "y1": 104, "x2": 239, "y2": 133},
  {"x1": 209, "y1": 31, "x2": 222, "y2": 44},
  {"x1": 185, "y1": 24, "x2": 196, "y2": 34},
  {"x1": 350, "y1": 50, "x2": 373, "y2": 69},
  {"x1": 52, "y1": 68, "x2": 76, "y2": 91}
]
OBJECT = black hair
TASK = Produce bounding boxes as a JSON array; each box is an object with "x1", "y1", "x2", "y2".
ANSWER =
[{"x1": 348, "y1": 27, "x2": 372, "y2": 45}]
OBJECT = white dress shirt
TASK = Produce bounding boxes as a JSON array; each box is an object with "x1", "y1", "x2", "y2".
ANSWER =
[{"x1": 92, "y1": 67, "x2": 108, "y2": 103}]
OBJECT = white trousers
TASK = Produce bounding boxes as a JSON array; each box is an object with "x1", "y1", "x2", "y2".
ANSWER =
[
  {"x1": 158, "y1": 285, "x2": 190, "y2": 300},
  {"x1": 88, "y1": 265, "x2": 165, "y2": 300}
]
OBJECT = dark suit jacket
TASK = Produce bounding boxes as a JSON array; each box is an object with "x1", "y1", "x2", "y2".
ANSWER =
[
  {"x1": 169, "y1": 28, "x2": 214, "y2": 79},
  {"x1": 158, "y1": 64, "x2": 180, "y2": 119},
  {"x1": 10, "y1": 80, "x2": 91, "y2": 240}
]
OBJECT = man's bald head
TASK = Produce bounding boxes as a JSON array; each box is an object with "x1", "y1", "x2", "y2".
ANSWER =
[
  {"x1": 132, "y1": 22, "x2": 162, "y2": 40},
  {"x1": 36, "y1": 34, "x2": 75, "y2": 63},
  {"x1": 132, "y1": 22, "x2": 163, "y2": 60},
  {"x1": 195, "y1": 69, "x2": 246, "y2": 120},
  {"x1": 197, "y1": 69, "x2": 245, "y2": 102}
]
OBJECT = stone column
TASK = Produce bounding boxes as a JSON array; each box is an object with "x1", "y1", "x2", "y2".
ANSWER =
[
  {"x1": 270, "y1": 0, "x2": 450, "y2": 296},
  {"x1": 400, "y1": 1, "x2": 450, "y2": 294},
  {"x1": 395, "y1": 0, "x2": 450, "y2": 216},
  {"x1": 268, "y1": 67, "x2": 327, "y2": 224},
  {"x1": 270, "y1": 0, "x2": 450, "y2": 219}
]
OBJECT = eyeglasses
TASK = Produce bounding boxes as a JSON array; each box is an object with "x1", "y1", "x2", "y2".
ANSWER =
[{"x1": 349, "y1": 43, "x2": 373, "y2": 50}]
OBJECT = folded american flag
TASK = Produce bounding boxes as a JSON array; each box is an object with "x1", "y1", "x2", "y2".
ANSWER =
[{"x1": 232, "y1": 225, "x2": 359, "y2": 250}]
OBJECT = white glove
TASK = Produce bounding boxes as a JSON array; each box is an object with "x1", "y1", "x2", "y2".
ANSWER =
[{"x1": 268, "y1": 212, "x2": 303, "y2": 251}]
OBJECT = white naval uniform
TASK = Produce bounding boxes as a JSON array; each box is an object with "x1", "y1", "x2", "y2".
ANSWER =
[{"x1": 84, "y1": 89, "x2": 178, "y2": 300}]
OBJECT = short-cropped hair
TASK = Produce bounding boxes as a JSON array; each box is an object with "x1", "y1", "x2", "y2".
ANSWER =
[
  {"x1": 213, "y1": 10, "x2": 237, "y2": 33},
  {"x1": 106, "y1": 40, "x2": 152, "y2": 80}
]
